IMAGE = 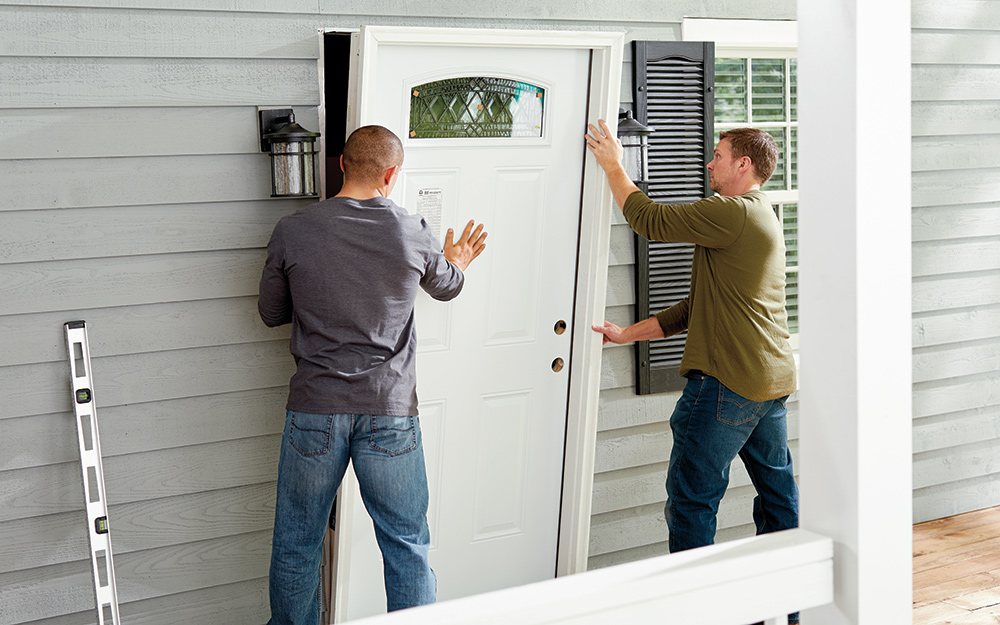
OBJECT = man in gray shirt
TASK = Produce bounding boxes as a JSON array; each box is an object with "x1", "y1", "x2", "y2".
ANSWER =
[{"x1": 258, "y1": 125, "x2": 487, "y2": 625}]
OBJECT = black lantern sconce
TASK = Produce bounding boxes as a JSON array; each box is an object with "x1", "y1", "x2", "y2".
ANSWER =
[
  {"x1": 617, "y1": 109, "x2": 654, "y2": 191},
  {"x1": 258, "y1": 108, "x2": 321, "y2": 198}
]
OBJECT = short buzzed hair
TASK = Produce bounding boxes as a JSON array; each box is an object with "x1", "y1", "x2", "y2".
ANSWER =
[
  {"x1": 719, "y1": 128, "x2": 779, "y2": 184},
  {"x1": 342, "y1": 125, "x2": 404, "y2": 185}
]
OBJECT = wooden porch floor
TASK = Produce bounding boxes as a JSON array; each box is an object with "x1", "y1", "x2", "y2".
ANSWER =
[{"x1": 914, "y1": 506, "x2": 1000, "y2": 624}]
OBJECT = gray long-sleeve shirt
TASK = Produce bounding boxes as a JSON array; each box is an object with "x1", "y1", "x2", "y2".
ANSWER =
[{"x1": 258, "y1": 196, "x2": 465, "y2": 416}]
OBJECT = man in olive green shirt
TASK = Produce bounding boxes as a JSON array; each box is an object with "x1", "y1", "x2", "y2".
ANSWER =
[{"x1": 585, "y1": 123, "x2": 799, "y2": 622}]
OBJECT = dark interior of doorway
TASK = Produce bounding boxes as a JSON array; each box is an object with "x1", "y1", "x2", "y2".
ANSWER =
[{"x1": 323, "y1": 32, "x2": 352, "y2": 197}]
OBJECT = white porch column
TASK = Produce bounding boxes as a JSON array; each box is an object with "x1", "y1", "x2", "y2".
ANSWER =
[{"x1": 798, "y1": 0, "x2": 912, "y2": 624}]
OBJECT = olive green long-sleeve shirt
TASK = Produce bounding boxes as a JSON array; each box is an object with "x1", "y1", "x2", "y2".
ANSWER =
[{"x1": 623, "y1": 189, "x2": 796, "y2": 401}]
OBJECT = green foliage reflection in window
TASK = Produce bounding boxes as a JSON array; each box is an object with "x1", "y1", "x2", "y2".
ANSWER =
[
  {"x1": 409, "y1": 77, "x2": 545, "y2": 139},
  {"x1": 713, "y1": 57, "x2": 798, "y2": 193}
]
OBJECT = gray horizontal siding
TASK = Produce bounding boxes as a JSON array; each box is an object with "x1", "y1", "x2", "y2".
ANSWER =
[
  {"x1": 0, "y1": 6, "x2": 323, "y2": 59},
  {"x1": 0, "y1": 2, "x2": 312, "y2": 612},
  {"x1": 3, "y1": 436, "x2": 280, "y2": 524},
  {"x1": 3, "y1": 342, "x2": 294, "y2": 420},
  {"x1": 2, "y1": 203, "x2": 302, "y2": 264},
  {"x1": 911, "y1": 1, "x2": 1000, "y2": 522},
  {"x1": 913, "y1": 305, "x2": 1000, "y2": 348},
  {"x1": 0, "y1": 530, "x2": 272, "y2": 622},
  {"x1": 8, "y1": 0, "x2": 317, "y2": 12},
  {"x1": 1, "y1": 252, "x2": 268, "y2": 317},
  {"x1": 0, "y1": 108, "x2": 318, "y2": 160},
  {"x1": 913, "y1": 101, "x2": 1000, "y2": 137},
  {"x1": 1, "y1": 477, "x2": 277, "y2": 570},
  {"x1": 1, "y1": 387, "x2": 288, "y2": 471},
  {"x1": 2, "y1": 155, "x2": 282, "y2": 210},
  {"x1": 0, "y1": 299, "x2": 289, "y2": 369},
  {"x1": 912, "y1": 0, "x2": 1000, "y2": 29},
  {"x1": 0, "y1": 57, "x2": 321, "y2": 109},
  {"x1": 912, "y1": 65, "x2": 1000, "y2": 101},
  {"x1": 0, "y1": 579, "x2": 270, "y2": 625},
  {"x1": 913, "y1": 203, "x2": 1000, "y2": 243},
  {"x1": 3, "y1": 0, "x2": 797, "y2": 19}
]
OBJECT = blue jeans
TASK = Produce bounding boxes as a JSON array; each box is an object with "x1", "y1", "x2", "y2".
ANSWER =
[
  {"x1": 266, "y1": 411, "x2": 436, "y2": 625},
  {"x1": 665, "y1": 373, "x2": 799, "y2": 549},
  {"x1": 666, "y1": 374, "x2": 799, "y2": 625}
]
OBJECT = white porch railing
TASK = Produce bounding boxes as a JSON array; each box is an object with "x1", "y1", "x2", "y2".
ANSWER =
[{"x1": 345, "y1": 528, "x2": 833, "y2": 625}]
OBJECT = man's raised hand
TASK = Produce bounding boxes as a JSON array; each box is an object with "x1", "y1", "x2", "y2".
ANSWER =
[{"x1": 444, "y1": 220, "x2": 488, "y2": 271}]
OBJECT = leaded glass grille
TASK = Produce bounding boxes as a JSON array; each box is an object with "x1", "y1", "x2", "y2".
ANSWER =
[{"x1": 409, "y1": 77, "x2": 544, "y2": 139}]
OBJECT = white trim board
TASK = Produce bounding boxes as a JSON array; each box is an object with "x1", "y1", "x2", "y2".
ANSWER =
[
  {"x1": 682, "y1": 18, "x2": 797, "y2": 49},
  {"x1": 346, "y1": 529, "x2": 833, "y2": 625},
  {"x1": 798, "y1": 0, "x2": 913, "y2": 622}
]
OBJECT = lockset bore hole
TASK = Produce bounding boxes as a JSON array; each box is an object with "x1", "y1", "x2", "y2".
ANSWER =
[
  {"x1": 551, "y1": 358, "x2": 565, "y2": 373},
  {"x1": 554, "y1": 320, "x2": 567, "y2": 335}
]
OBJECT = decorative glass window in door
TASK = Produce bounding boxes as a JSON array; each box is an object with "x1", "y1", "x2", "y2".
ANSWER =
[{"x1": 409, "y1": 77, "x2": 544, "y2": 138}]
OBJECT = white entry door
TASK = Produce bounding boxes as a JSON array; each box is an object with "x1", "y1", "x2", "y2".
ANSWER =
[{"x1": 332, "y1": 27, "x2": 619, "y2": 622}]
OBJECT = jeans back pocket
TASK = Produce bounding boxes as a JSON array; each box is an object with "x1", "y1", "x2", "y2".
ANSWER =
[
  {"x1": 289, "y1": 411, "x2": 334, "y2": 457},
  {"x1": 368, "y1": 415, "x2": 419, "y2": 457},
  {"x1": 717, "y1": 385, "x2": 768, "y2": 427}
]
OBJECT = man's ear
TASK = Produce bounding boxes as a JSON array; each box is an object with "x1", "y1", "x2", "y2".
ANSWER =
[
  {"x1": 339, "y1": 154, "x2": 346, "y2": 173},
  {"x1": 384, "y1": 164, "x2": 399, "y2": 186}
]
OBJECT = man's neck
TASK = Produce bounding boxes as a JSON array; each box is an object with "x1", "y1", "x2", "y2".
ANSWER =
[
  {"x1": 335, "y1": 182, "x2": 383, "y2": 201},
  {"x1": 722, "y1": 182, "x2": 762, "y2": 197}
]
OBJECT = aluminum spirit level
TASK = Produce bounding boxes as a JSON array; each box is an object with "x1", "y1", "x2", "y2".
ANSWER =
[{"x1": 64, "y1": 321, "x2": 121, "y2": 625}]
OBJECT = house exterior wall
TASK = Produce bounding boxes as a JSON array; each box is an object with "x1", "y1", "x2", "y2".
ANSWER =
[
  {"x1": 911, "y1": 0, "x2": 1000, "y2": 522},
  {"x1": 0, "y1": 1, "x2": 893, "y2": 623}
]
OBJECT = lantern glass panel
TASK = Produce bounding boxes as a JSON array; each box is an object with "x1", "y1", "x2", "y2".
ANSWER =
[
  {"x1": 269, "y1": 141, "x2": 317, "y2": 197},
  {"x1": 620, "y1": 135, "x2": 643, "y2": 183}
]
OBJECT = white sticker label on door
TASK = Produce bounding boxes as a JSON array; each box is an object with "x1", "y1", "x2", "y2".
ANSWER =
[{"x1": 416, "y1": 188, "x2": 444, "y2": 238}]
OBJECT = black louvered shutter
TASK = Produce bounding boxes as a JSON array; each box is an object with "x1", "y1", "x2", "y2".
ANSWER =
[{"x1": 632, "y1": 41, "x2": 715, "y2": 395}]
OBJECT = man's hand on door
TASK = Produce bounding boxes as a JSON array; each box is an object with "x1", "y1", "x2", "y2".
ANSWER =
[
  {"x1": 586, "y1": 119, "x2": 641, "y2": 211},
  {"x1": 444, "y1": 220, "x2": 488, "y2": 271}
]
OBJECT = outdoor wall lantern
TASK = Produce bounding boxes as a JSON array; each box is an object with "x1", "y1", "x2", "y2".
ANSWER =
[
  {"x1": 258, "y1": 108, "x2": 321, "y2": 198},
  {"x1": 616, "y1": 108, "x2": 654, "y2": 191}
]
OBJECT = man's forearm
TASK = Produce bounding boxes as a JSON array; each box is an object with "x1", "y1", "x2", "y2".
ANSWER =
[
  {"x1": 603, "y1": 161, "x2": 641, "y2": 212},
  {"x1": 623, "y1": 316, "x2": 665, "y2": 342}
]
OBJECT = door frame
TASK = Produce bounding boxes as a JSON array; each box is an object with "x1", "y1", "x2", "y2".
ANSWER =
[{"x1": 319, "y1": 25, "x2": 624, "y2": 618}]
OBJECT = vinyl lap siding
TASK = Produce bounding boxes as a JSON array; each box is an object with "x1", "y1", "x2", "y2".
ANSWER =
[
  {"x1": 911, "y1": 0, "x2": 1000, "y2": 522},
  {"x1": 0, "y1": 5, "x2": 309, "y2": 622}
]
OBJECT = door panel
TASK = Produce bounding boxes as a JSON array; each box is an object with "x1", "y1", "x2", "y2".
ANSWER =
[{"x1": 338, "y1": 39, "x2": 591, "y2": 621}]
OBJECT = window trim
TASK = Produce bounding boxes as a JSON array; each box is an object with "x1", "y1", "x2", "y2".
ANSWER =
[{"x1": 681, "y1": 18, "x2": 797, "y2": 50}]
